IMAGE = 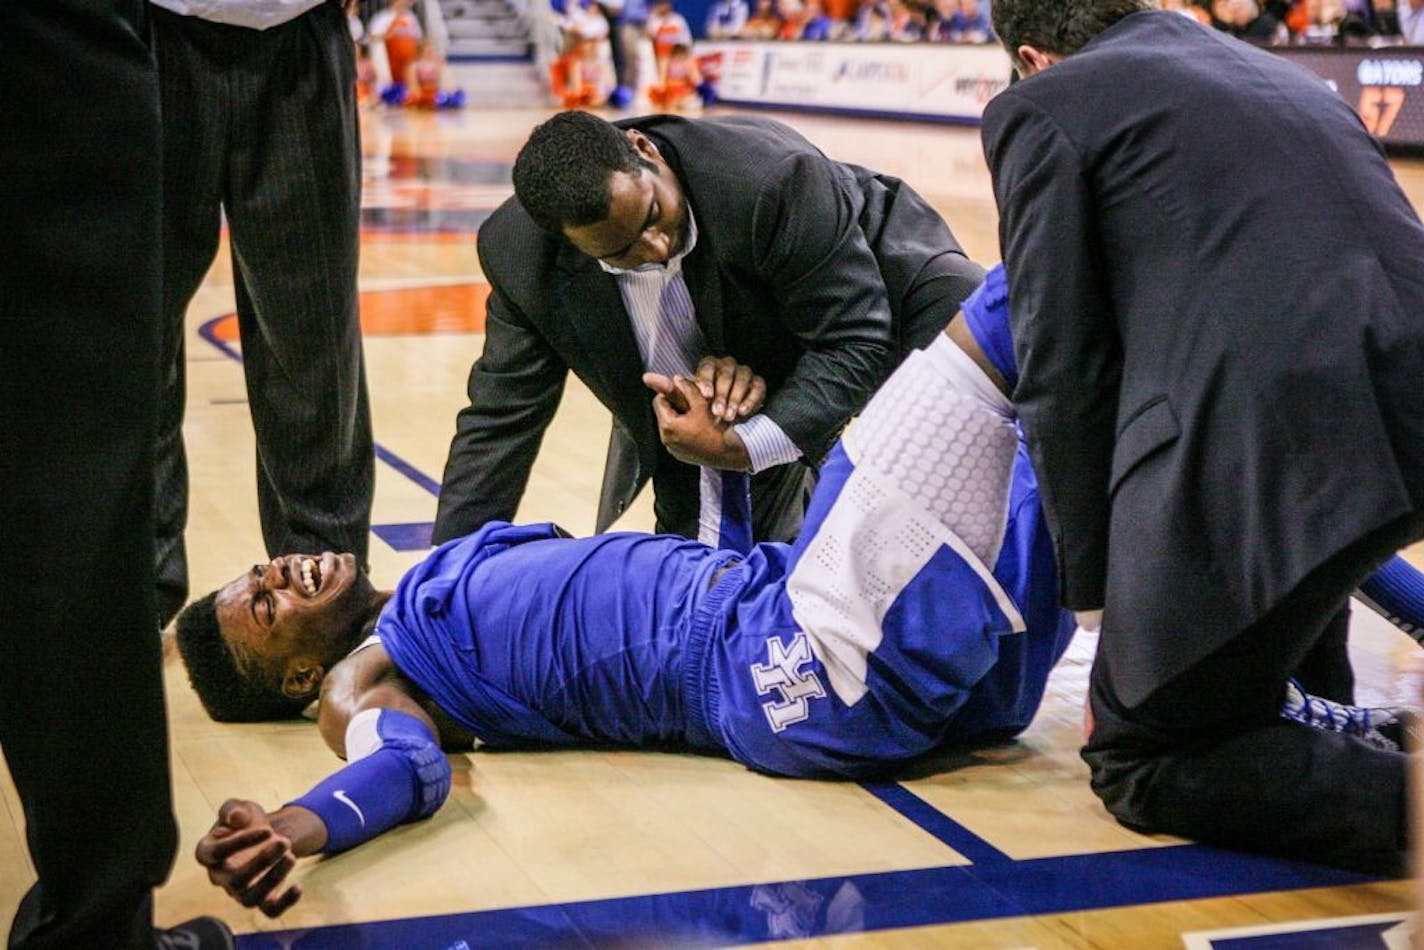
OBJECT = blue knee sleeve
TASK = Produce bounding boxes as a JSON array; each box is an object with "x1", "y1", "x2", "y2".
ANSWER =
[
  {"x1": 290, "y1": 709, "x2": 452, "y2": 854},
  {"x1": 1358, "y1": 555, "x2": 1424, "y2": 643},
  {"x1": 960, "y1": 263, "x2": 1017, "y2": 391}
]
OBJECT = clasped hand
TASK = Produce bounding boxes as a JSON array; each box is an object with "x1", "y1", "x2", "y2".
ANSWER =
[
  {"x1": 645, "y1": 356, "x2": 766, "y2": 470},
  {"x1": 194, "y1": 799, "x2": 306, "y2": 917}
]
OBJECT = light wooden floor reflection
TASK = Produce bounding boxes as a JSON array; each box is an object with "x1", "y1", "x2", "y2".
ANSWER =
[{"x1": 1, "y1": 105, "x2": 1422, "y2": 947}]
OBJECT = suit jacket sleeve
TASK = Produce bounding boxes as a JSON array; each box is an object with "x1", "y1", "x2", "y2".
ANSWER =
[
  {"x1": 432, "y1": 246, "x2": 568, "y2": 545},
  {"x1": 751, "y1": 151, "x2": 897, "y2": 460},
  {"x1": 982, "y1": 90, "x2": 1121, "y2": 611}
]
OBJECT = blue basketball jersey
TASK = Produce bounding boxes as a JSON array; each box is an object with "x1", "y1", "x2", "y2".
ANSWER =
[{"x1": 375, "y1": 442, "x2": 1072, "y2": 779}]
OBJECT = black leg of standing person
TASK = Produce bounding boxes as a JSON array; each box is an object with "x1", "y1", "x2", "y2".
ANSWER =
[
  {"x1": 0, "y1": 3, "x2": 227, "y2": 947},
  {"x1": 151, "y1": 3, "x2": 374, "y2": 624}
]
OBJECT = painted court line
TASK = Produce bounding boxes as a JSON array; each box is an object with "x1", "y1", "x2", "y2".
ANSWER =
[{"x1": 233, "y1": 845, "x2": 1373, "y2": 948}]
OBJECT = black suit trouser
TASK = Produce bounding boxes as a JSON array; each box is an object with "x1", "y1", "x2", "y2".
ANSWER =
[
  {"x1": 151, "y1": 2, "x2": 375, "y2": 626},
  {"x1": 1082, "y1": 509, "x2": 1424, "y2": 875},
  {"x1": 0, "y1": 2, "x2": 177, "y2": 945}
]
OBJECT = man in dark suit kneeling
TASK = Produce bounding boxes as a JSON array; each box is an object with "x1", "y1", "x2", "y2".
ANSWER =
[
  {"x1": 983, "y1": 0, "x2": 1424, "y2": 874},
  {"x1": 434, "y1": 112, "x2": 984, "y2": 548}
]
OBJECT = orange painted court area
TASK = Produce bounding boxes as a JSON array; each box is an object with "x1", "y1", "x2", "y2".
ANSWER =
[{"x1": 208, "y1": 282, "x2": 489, "y2": 340}]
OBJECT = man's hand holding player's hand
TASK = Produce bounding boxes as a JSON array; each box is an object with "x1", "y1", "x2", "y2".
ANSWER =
[
  {"x1": 694, "y1": 355, "x2": 765, "y2": 422},
  {"x1": 646, "y1": 358, "x2": 765, "y2": 470}
]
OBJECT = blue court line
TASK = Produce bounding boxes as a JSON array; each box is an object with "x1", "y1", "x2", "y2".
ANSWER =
[
  {"x1": 234, "y1": 843, "x2": 1374, "y2": 948},
  {"x1": 371, "y1": 521, "x2": 435, "y2": 551},
  {"x1": 374, "y1": 444, "x2": 441, "y2": 496},
  {"x1": 860, "y1": 781, "x2": 1012, "y2": 864}
]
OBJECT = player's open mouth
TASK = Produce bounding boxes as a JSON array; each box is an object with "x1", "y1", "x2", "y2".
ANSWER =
[{"x1": 300, "y1": 557, "x2": 323, "y2": 596}]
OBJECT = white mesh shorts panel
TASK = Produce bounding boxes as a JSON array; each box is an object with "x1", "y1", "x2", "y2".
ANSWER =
[
  {"x1": 787, "y1": 464, "x2": 949, "y2": 705},
  {"x1": 788, "y1": 350, "x2": 1025, "y2": 707},
  {"x1": 844, "y1": 349, "x2": 1019, "y2": 567}
]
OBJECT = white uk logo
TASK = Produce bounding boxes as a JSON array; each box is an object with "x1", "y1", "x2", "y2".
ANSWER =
[{"x1": 751, "y1": 633, "x2": 826, "y2": 733}]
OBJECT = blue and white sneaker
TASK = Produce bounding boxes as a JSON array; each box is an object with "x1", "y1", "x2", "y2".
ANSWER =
[{"x1": 1280, "y1": 679, "x2": 1408, "y2": 752}]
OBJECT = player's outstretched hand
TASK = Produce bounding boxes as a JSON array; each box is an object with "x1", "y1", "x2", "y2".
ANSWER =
[
  {"x1": 195, "y1": 799, "x2": 303, "y2": 917},
  {"x1": 644, "y1": 372, "x2": 752, "y2": 471},
  {"x1": 695, "y1": 356, "x2": 766, "y2": 422}
]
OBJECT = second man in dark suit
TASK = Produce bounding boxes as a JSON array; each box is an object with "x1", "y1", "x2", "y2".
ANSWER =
[
  {"x1": 434, "y1": 112, "x2": 985, "y2": 546},
  {"x1": 984, "y1": 0, "x2": 1424, "y2": 873}
]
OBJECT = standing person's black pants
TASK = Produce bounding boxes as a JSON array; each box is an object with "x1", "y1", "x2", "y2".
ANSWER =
[
  {"x1": 0, "y1": 1, "x2": 177, "y2": 945},
  {"x1": 150, "y1": 1, "x2": 375, "y2": 628},
  {"x1": 1084, "y1": 510, "x2": 1424, "y2": 876}
]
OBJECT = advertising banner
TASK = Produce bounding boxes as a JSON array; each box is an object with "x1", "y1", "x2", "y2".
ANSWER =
[
  {"x1": 699, "y1": 41, "x2": 1013, "y2": 123},
  {"x1": 1275, "y1": 46, "x2": 1424, "y2": 149}
]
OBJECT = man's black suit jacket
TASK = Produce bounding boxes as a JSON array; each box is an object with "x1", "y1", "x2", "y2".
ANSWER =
[
  {"x1": 983, "y1": 11, "x2": 1424, "y2": 706},
  {"x1": 434, "y1": 114, "x2": 982, "y2": 543}
]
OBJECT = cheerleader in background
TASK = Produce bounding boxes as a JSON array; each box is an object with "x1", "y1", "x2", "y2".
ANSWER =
[
  {"x1": 647, "y1": 42, "x2": 701, "y2": 110},
  {"x1": 550, "y1": 34, "x2": 610, "y2": 108}
]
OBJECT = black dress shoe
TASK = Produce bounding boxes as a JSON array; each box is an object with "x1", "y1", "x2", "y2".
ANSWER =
[{"x1": 154, "y1": 916, "x2": 235, "y2": 950}]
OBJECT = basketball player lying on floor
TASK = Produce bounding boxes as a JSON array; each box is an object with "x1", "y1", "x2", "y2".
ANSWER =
[{"x1": 177, "y1": 266, "x2": 1424, "y2": 917}]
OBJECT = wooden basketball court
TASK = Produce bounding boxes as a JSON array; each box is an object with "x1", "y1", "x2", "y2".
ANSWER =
[{"x1": 2, "y1": 105, "x2": 1421, "y2": 948}]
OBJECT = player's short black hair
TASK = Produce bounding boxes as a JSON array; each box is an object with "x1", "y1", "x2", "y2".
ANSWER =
[
  {"x1": 173, "y1": 592, "x2": 310, "y2": 723},
  {"x1": 512, "y1": 111, "x2": 656, "y2": 234},
  {"x1": 992, "y1": 0, "x2": 1151, "y2": 71}
]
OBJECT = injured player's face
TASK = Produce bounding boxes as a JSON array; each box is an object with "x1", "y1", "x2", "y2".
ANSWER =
[{"x1": 214, "y1": 552, "x2": 378, "y2": 676}]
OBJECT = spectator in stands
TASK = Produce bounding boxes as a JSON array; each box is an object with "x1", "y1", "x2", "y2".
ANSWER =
[
  {"x1": 1286, "y1": 0, "x2": 1335, "y2": 37},
  {"x1": 371, "y1": 0, "x2": 424, "y2": 91},
  {"x1": 348, "y1": 4, "x2": 367, "y2": 43},
  {"x1": 564, "y1": 0, "x2": 613, "y2": 42},
  {"x1": 647, "y1": 0, "x2": 694, "y2": 67},
  {"x1": 795, "y1": 0, "x2": 838, "y2": 37},
  {"x1": 356, "y1": 41, "x2": 378, "y2": 107},
  {"x1": 775, "y1": 0, "x2": 804, "y2": 37},
  {"x1": 705, "y1": 0, "x2": 750, "y2": 37},
  {"x1": 1161, "y1": 0, "x2": 1213, "y2": 24},
  {"x1": 1212, "y1": 0, "x2": 1283, "y2": 38},
  {"x1": 852, "y1": 0, "x2": 892, "y2": 38},
  {"x1": 556, "y1": 0, "x2": 616, "y2": 101},
  {"x1": 649, "y1": 42, "x2": 703, "y2": 108},
  {"x1": 602, "y1": 0, "x2": 650, "y2": 106},
  {"x1": 1397, "y1": 0, "x2": 1424, "y2": 40},
  {"x1": 550, "y1": 33, "x2": 611, "y2": 107},
  {"x1": 1297, "y1": 0, "x2": 1369, "y2": 38},
  {"x1": 1337, "y1": 0, "x2": 1380, "y2": 38},
  {"x1": 740, "y1": 0, "x2": 783, "y2": 36},
  {"x1": 786, "y1": 0, "x2": 837, "y2": 37},
  {"x1": 885, "y1": 0, "x2": 924, "y2": 39},
  {"x1": 941, "y1": 0, "x2": 994, "y2": 41},
  {"x1": 1373, "y1": 0, "x2": 1402, "y2": 36},
  {"x1": 405, "y1": 39, "x2": 466, "y2": 107}
]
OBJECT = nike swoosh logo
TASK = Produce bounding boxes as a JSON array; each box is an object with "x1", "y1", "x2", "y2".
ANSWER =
[{"x1": 333, "y1": 790, "x2": 366, "y2": 827}]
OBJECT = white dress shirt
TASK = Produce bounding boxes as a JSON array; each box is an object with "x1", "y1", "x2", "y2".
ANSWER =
[
  {"x1": 148, "y1": 0, "x2": 325, "y2": 30},
  {"x1": 1402, "y1": 0, "x2": 1424, "y2": 45}
]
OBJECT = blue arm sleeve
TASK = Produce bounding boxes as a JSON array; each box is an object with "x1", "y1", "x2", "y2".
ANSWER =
[
  {"x1": 289, "y1": 709, "x2": 452, "y2": 854},
  {"x1": 1358, "y1": 555, "x2": 1424, "y2": 643}
]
